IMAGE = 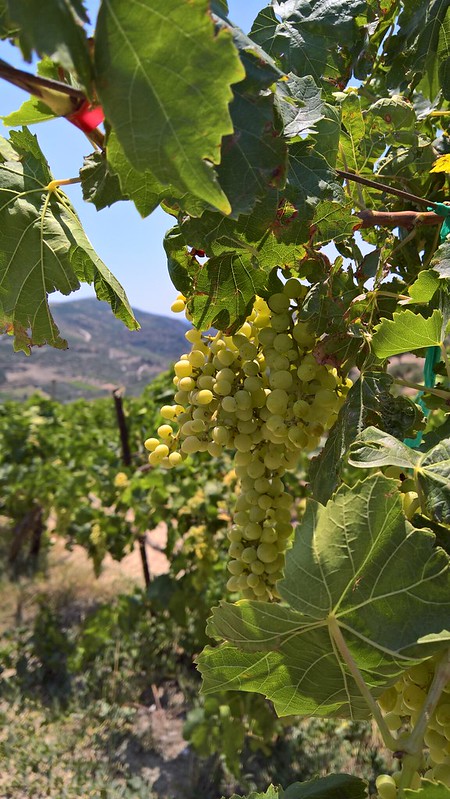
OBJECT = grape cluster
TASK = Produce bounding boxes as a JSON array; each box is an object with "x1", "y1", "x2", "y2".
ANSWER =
[
  {"x1": 146, "y1": 280, "x2": 351, "y2": 600},
  {"x1": 376, "y1": 657, "x2": 450, "y2": 797}
]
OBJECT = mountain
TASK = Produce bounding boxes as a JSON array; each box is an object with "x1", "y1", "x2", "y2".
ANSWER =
[{"x1": 0, "y1": 299, "x2": 189, "y2": 401}]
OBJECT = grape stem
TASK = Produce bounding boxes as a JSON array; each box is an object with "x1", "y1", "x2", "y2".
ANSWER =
[{"x1": 327, "y1": 614, "x2": 397, "y2": 750}]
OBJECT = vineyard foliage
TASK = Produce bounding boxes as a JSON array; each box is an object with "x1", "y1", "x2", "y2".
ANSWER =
[{"x1": 2, "y1": 0, "x2": 450, "y2": 797}]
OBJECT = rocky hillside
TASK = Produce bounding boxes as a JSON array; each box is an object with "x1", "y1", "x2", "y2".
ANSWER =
[{"x1": 0, "y1": 299, "x2": 188, "y2": 401}]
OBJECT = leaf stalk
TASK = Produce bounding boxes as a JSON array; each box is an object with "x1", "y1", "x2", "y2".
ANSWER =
[{"x1": 327, "y1": 614, "x2": 397, "y2": 750}]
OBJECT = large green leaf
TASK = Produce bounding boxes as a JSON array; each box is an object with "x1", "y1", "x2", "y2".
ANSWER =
[
  {"x1": 309, "y1": 373, "x2": 419, "y2": 504},
  {"x1": 94, "y1": 0, "x2": 245, "y2": 215},
  {"x1": 348, "y1": 427, "x2": 450, "y2": 525},
  {"x1": 0, "y1": 128, "x2": 137, "y2": 352},
  {"x1": 198, "y1": 475, "x2": 450, "y2": 719},
  {"x1": 7, "y1": 0, "x2": 93, "y2": 90},
  {"x1": 372, "y1": 309, "x2": 444, "y2": 358}
]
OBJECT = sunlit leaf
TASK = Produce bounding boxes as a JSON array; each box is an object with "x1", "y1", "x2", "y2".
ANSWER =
[
  {"x1": 0, "y1": 128, "x2": 137, "y2": 352},
  {"x1": 348, "y1": 427, "x2": 450, "y2": 525},
  {"x1": 95, "y1": 0, "x2": 245, "y2": 214},
  {"x1": 198, "y1": 475, "x2": 450, "y2": 718},
  {"x1": 372, "y1": 309, "x2": 444, "y2": 358}
]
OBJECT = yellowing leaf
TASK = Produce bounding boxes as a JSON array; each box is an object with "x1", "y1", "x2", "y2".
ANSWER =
[{"x1": 430, "y1": 153, "x2": 450, "y2": 173}]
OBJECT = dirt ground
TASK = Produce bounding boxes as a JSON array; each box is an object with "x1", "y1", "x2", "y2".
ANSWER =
[{"x1": 0, "y1": 526, "x2": 206, "y2": 799}]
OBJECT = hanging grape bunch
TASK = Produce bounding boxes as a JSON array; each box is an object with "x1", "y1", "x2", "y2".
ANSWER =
[
  {"x1": 145, "y1": 278, "x2": 351, "y2": 600},
  {"x1": 375, "y1": 653, "x2": 450, "y2": 797}
]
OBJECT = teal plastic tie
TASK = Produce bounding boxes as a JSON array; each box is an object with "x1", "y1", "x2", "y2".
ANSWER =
[{"x1": 404, "y1": 203, "x2": 449, "y2": 448}]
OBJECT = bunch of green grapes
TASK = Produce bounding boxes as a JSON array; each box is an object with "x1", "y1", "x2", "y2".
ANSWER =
[
  {"x1": 145, "y1": 280, "x2": 351, "y2": 600},
  {"x1": 375, "y1": 656, "x2": 450, "y2": 797}
]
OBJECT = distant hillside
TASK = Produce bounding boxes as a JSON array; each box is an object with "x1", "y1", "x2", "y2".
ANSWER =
[{"x1": 0, "y1": 299, "x2": 189, "y2": 401}]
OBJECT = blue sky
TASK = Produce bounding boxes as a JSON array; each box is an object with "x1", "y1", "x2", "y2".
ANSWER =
[{"x1": 0, "y1": 0, "x2": 270, "y2": 322}]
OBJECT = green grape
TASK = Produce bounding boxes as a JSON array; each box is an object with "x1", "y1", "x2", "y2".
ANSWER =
[
  {"x1": 283, "y1": 278, "x2": 305, "y2": 299},
  {"x1": 174, "y1": 359, "x2": 193, "y2": 378},
  {"x1": 194, "y1": 389, "x2": 214, "y2": 405},
  {"x1": 273, "y1": 333, "x2": 293, "y2": 353},
  {"x1": 432, "y1": 762, "x2": 450, "y2": 785},
  {"x1": 375, "y1": 774, "x2": 397, "y2": 799},
  {"x1": 241, "y1": 546, "x2": 258, "y2": 564},
  {"x1": 378, "y1": 686, "x2": 398, "y2": 714},
  {"x1": 257, "y1": 543, "x2": 279, "y2": 563},
  {"x1": 268, "y1": 292, "x2": 291, "y2": 313},
  {"x1": 227, "y1": 559, "x2": 245, "y2": 575},
  {"x1": 436, "y1": 704, "x2": 450, "y2": 727}
]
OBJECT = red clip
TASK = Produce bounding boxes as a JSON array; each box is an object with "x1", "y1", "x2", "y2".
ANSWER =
[{"x1": 67, "y1": 100, "x2": 104, "y2": 133}]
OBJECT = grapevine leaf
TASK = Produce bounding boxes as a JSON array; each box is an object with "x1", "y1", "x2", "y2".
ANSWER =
[
  {"x1": 312, "y1": 103, "x2": 341, "y2": 168},
  {"x1": 309, "y1": 373, "x2": 419, "y2": 503},
  {"x1": 107, "y1": 131, "x2": 209, "y2": 218},
  {"x1": 337, "y1": 93, "x2": 367, "y2": 174},
  {"x1": 2, "y1": 97, "x2": 58, "y2": 127},
  {"x1": 404, "y1": 781, "x2": 450, "y2": 798},
  {"x1": 80, "y1": 152, "x2": 126, "y2": 210},
  {"x1": 228, "y1": 776, "x2": 368, "y2": 799},
  {"x1": 274, "y1": 74, "x2": 324, "y2": 139},
  {"x1": 0, "y1": 0, "x2": 17, "y2": 38},
  {"x1": 215, "y1": 60, "x2": 287, "y2": 218},
  {"x1": 416, "y1": 440, "x2": 450, "y2": 525},
  {"x1": 372, "y1": 309, "x2": 444, "y2": 358},
  {"x1": 0, "y1": 128, "x2": 137, "y2": 352},
  {"x1": 94, "y1": 0, "x2": 245, "y2": 215},
  {"x1": 165, "y1": 229, "x2": 267, "y2": 332},
  {"x1": 7, "y1": 0, "x2": 93, "y2": 90},
  {"x1": 348, "y1": 428, "x2": 450, "y2": 525},
  {"x1": 282, "y1": 775, "x2": 368, "y2": 799},
  {"x1": 106, "y1": 130, "x2": 164, "y2": 218},
  {"x1": 249, "y1": 0, "x2": 367, "y2": 89},
  {"x1": 408, "y1": 270, "x2": 441, "y2": 303},
  {"x1": 228, "y1": 786, "x2": 279, "y2": 799},
  {"x1": 348, "y1": 428, "x2": 420, "y2": 471},
  {"x1": 176, "y1": 190, "x2": 310, "y2": 272},
  {"x1": 198, "y1": 475, "x2": 450, "y2": 718},
  {"x1": 287, "y1": 141, "x2": 344, "y2": 214},
  {"x1": 385, "y1": 0, "x2": 450, "y2": 100},
  {"x1": 431, "y1": 238, "x2": 450, "y2": 281},
  {"x1": 210, "y1": 18, "x2": 288, "y2": 217},
  {"x1": 311, "y1": 200, "x2": 359, "y2": 246}
]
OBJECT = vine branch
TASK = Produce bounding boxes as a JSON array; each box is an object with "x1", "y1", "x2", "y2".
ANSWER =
[
  {"x1": 336, "y1": 169, "x2": 441, "y2": 211},
  {"x1": 357, "y1": 209, "x2": 444, "y2": 230}
]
